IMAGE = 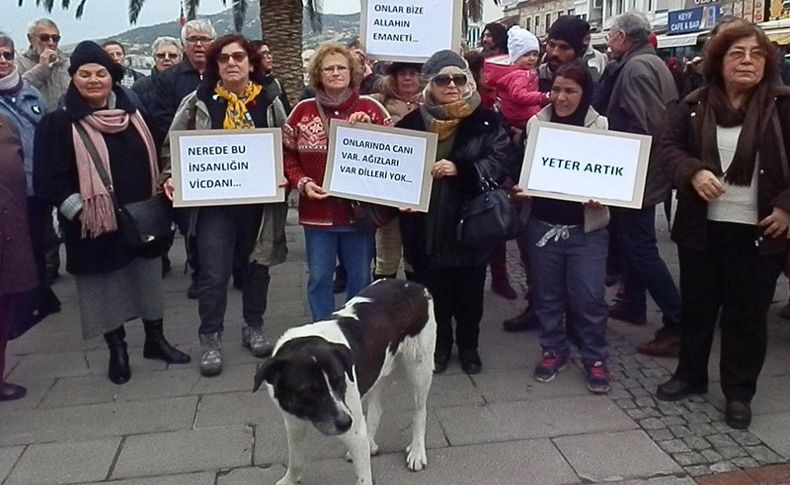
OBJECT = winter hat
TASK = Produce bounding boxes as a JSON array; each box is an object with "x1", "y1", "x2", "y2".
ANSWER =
[
  {"x1": 387, "y1": 62, "x2": 423, "y2": 76},
  {"x1": 421, "y1": 50, "x2": 468, "y2": 81},
  {"x1": 547, "y1": 16, "x2": 591, "y2": 57},
  {"x1": 68, "y1": 41, "x2": 123, "y2": 83},
  {"x1": 507, "y1": 26, "x2": 540, "y2": 65}
]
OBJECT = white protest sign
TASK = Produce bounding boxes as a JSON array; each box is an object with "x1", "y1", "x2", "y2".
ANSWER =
[
  {"x1": 169, "y1": 129, "x2": 285, "y2": 208},
  {"x1": 360, "y1": 0, "x2": 464, "y2": 63},
  {"x1": 520, "y1": 121, "x2": 652, "y2": 209},
  {"x1": 324, "y1": 121, "x2": 437, "y2": 211}
]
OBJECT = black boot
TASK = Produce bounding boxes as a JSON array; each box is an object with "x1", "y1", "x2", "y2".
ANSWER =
[
  {"x1": 143, "y1": 320, "x2": 191, "y2": 364},
  {"x1": 104, "y1": 326, "x2": 131, "y2": 385}
]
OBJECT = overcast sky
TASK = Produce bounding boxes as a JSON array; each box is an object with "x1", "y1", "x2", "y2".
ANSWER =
[{"x1": 2, "y1": 0, "x2": 502, "y2": 49}]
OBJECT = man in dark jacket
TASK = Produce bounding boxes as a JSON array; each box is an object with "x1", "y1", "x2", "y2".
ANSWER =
[
  {"x1": 599, "y1": 11, "x2": 682, "y2": 356},
  {"x1": 132, "y1": 36, "x2": 181, "y2": 110}
]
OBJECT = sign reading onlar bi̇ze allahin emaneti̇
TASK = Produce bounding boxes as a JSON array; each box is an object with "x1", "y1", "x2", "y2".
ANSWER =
[
  {"x1": 521, "y1": 121, "x2": 652, "y2": 209},
  {"x1": 169, "y1": 129, "x2": 286, "y2": 208},
  {"x1": 324, "y1": 121, "x2": 438, "y2": 212},
  {"x1": 360, "y1": 0, "x2": 463, "y2": 62}
]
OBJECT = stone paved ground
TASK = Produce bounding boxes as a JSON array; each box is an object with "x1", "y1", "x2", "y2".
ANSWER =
[{"x1": 2, "y1": 209, "x2": 790, "y2": 484}]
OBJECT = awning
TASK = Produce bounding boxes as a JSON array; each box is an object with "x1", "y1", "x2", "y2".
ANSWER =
[
  {"x1": 656, "y1": 32, "x2": 703, "y2": 49},
  {"x1": 766, "y1": 27, "x2": 790, "y2": 45}
]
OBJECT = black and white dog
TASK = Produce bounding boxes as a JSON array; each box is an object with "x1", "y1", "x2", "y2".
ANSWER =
[{"x1": 253, "y1": 279, "x2": 436, "y2": 485}]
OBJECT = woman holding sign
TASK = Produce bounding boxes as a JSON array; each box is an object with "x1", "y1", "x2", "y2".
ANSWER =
[
  {"x1": 513, "y1": 60, "x2": 612, "y2": 394},
  {"x1": 397, "y1": 50, "x2": 511, "y2": 375},
  {"x1": 283, "y1": 43, "x2": 391, "y2": 321},
  {"x1": 657, "y1": 23, "x2": 790, "y2": 430},
  {"x1": 161, "y1": 35, "x2": 290, "y2": 377}
]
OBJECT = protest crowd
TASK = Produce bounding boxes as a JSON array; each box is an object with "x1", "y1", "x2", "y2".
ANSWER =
[{"x1": 3, "y1": 7, "x2": 790, "y2": 436}]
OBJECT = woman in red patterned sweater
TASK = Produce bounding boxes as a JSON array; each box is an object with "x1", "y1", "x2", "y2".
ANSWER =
[{"x1": 283, "y1": 43, "x2": 392, "y2": 320}]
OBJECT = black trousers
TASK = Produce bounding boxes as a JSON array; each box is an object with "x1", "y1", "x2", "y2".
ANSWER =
[
  {"x1": 674, "y1": 222, "x2": 783, "y2": 402},
  {"x1": 409, "y1": 265, "x2": 487, "y2": 354}
]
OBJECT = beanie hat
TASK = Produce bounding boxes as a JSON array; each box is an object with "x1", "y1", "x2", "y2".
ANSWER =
[
  {"x1": 68, "y1": 41, "x2": 124, "y2": 83},
  {"x1": 507, "y1": 26, "x2": 540, "y2": 65},
  {"x1": 387, "y1": 62, "x2": 423, "y2": 76},
  {"x1": 547, "y1": 16, "x2": 591, "y2": 57},
  {"x1": 421, "y1": 50, "x2": 467, "y2": 80}
]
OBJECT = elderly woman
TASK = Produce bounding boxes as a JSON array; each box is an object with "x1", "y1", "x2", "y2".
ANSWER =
[
  {"x1": 283, "y1": 43, "x2": 391, "y2": 321},
  {"x1": 514, "y1": 60, "x2": 611, "y2": 394},
  {"x1": 369, "y1": 62, "x2": 423, "y2": 281},
  {"x1": 0, "y1": 115, "x2": 37, "y2": 401},
  {"x1": 132, "y1": 36, "x2": 181, "y2": 108},
  {"x1": 0, "y1": 32, "x2": 61, "y2": 323},
  {"x1": 33, "y1": 41, "x2": 190, "y2": 385},
  {"x1": 161, "y1": 35, "x2": 289, "y2": 377},
  {"x1": 397, "y1": 50, "x2": 510, "y2": 375},
  {"x1": 657, "y1": 23, "x2": 790, "y2": 430}
]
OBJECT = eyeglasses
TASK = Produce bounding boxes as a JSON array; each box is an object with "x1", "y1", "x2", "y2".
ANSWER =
[
  {"x1": 218, "y1": 51, "x2": 248, "y2": 64},
  {"x1": 37, "y1": 34, "x2": 61, "y2": 43},
  {"x1": 259, "y1": 50, "x2": 273, "y2": 57},
  {"x1": 155, "y1": 52, "x2": 179, "y2": 60},
  {"x1": 185, "y1": 36, "x2": 213, "y2": 45},
  {"x1": 0, "y1": 51, "x2": 14, "y2": 61},
  {"x1": 726, "y1": 48, "x2": 766, "y2": 62},
  {"x1": 322, "y1": 64, "x2": 349, "y2": 74},
  {"x1": 432, "y1": 74, "x2": 467, "y2": 87}
]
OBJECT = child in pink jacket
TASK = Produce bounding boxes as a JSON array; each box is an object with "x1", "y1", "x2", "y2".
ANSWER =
[{"x1": 484, "y1": 26, "x2": 550, "y2": 131}]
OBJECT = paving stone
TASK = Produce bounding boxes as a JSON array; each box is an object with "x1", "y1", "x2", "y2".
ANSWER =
[
  {"x1": 5, "y1": 438, "x2": 120, "y2": 485},
  {"x1": 555, "y1": 430, "x2": 682, "y2": 482},
  {"x1": 0, "y1": 396, "x2": 198, "y2": 446},
  {"x1": 708, "y1": 461, "x2": 740, "y2": 474},
  {"x1": 470, "y1": 368, "x2": 588, "y2": 403},
  {"x1": 216, "y1": 466, "x2": 286, "y2": 484},
  {"x1": 731, "y1": 457, "x2": 760, "y2": 469},
  {"x1": 610, "y1": 388, "x2": 632, "y2": 400},
  {"x1": 618, "y1": 398, "x2": 638, "y2": 410},
  {"x1": 661, "y1": 416, "x2": 686, "y2": 427},
  {"x1": 684, "y1": 464, "x2": 712, "y2": 477},
  {"x1": 648, "y1": 429, "x2": 675, "y2": 441},
  {"x1": 608, "y1": 478, "x2": 697, "y2": 485},
  {"x1": 658, "y1": 403, "x2": 687, "y2": 416},
  {"x1": 642, "y1": 407, "x2": 662, "y2": 418},
  {"x1": 629, "y1": 388, "x2": 651, "y2": 399},
  {"x1": 621, "y1": 378, "x2": 640, "y2": 389},
  {"x1": 685, "y1": 412, "x2": 712, "y2": 424},
  {"x1": 743, "y1": 445, "x2": 785, "y2": 464},
  {"x1": 669, "y1": 426, "x2": 693, "y2": 439},
  {"x1": 0, "y1": 446, "x2": 24, "y2": 483},
  {"x1": 730, "y1": 430, "x2": 765, "y2": 447},
  {"x1": 658, "y1": 439, "x2": 691, "y2": 454},
  {"x1": 673, "y1": 452, "x2": 707, "y2": 466},
  {"x1": 706, "y1": 434, "x2": 738, "y2": 449},
  {"x1": 6, "y1": 351, "x2": 89, "y2": 381},
  {"x1": 718, "y1": 447, "x2": 749, "y2": 460},
  {"x1": 635, "y1": 396, "x2": 656, "y2": 408},
  {"x1": 688, "y1": 422, "x2": 717, "y2": 436},
  {"x1": 700, "y1": 449, "x2": 723, "y2": 463},
  {"x1": 73, "y1": 472, "x2": 216, "y2": 485},
  {"x1": 749, "y1": 411, "x2": 790, "y2": 458},
  {"x1": 684, "y1": 436, "x2": 712, "y2": 451},
  {"x1": 189, "y1": 363, "x2": 260, "y2": 395},
  {"x1": 113, "y1": 426, "x2": 253, "y2": 478},
  {"x1": 627, "y1": 409, "x2": 649, "y2": 420},
  {"x1": 640, "y1": 417, "x2": 667, "y2": 430}
]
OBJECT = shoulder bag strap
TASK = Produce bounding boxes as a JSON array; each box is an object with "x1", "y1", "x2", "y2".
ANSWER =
[
  {"x1": 772, "y1": 107, "x2": 790, "y2": 184},
  {"x1": 73, "y1": 121, "x2": 119, "y2": 208}
]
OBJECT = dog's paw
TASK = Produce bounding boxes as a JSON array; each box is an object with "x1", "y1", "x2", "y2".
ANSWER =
[
  {"x1": 345, "y1": 450, "x2": 353, "y2": 462},
  {"x1": 405, "y1": 443, "x2": 427, "y2": 472},
  {"x1": 369, "y1": 440, "x2": 379, "y2": 456},
  {"x1": 276, "y1": 473, "x2": 301, "y2": 485}
]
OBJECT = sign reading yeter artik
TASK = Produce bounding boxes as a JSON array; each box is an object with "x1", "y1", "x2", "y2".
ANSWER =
[
  {"x1": 360, "y1": 0, "x2": 464, "y2": 62},
  {"x1": 169, "y1": 129, "x2": 286, "y2": 208},
  {"x1": 520, "y1": 121, "x2": 652, "y2": 209}
]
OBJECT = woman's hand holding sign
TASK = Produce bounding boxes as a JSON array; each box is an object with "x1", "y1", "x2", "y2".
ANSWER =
[
  {"x1": 348, "y1": 111, "x2": 372, "y2": 124},
  {"x1": 510, "y1": 185, "x2": 530, "y2": 200},
  {"x1": 431, "y1": 159, "x2": 457, "y2": 179},
  {"x1": 163, "y1": 177, "x2": 176, "y2": 201},
  {"x1": 304, "y1": 181, "x2": 329, "y2": 200}
]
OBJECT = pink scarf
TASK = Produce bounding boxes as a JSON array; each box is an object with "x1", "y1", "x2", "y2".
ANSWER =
[{"x1": 71, "y1": 110, "x2": 159, "y2": 238}]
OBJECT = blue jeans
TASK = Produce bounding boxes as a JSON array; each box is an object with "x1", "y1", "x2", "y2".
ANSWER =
[
  {"x1": 526, "y1": 218, "x2": 609, "y2": 363},
  {"x1": 612, "y1": 206, "x2": 681, "y2": 331},
  {"x1": 304, "y1": 227, "x2": 374, "y2": 320}
]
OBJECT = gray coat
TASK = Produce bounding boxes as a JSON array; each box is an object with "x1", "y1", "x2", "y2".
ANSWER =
[
  {"x1": 15, "y1": 48, "x2": 70, "y2": 113},
  {"x1": 605, "y1": 45, "x2": 678, "y2": 208},
  {"x1": 0, "y1": 81, "x2": 47, "y2": 196},
  {"x1": 161, "y1": 90, "x2": 288, "y2": 267}
]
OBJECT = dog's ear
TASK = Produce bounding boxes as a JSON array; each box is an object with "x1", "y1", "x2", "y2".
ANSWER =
[
  {"x1": 333, "y1": 346, "x2": 355, "y2": 383},
  {"x1": 253, "y1": 358, "x2": 282, "y2": 392},
  {"x1": 313, "y1": 344, "x2": 355, "y2": 385}
]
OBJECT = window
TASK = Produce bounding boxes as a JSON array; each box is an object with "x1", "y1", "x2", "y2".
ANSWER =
[
  {"x1": 546, "y1": 13, "x2": 552, "y2": 29},
  {"x1": 568, "y1": 9, "x2": 575, "y2": 16},
  {"x1": 535, "y1": 15, "x2": 540, "y2": 33},
  {"x1": 526, "y1": 17, "x2": 532, "y2": 31}
]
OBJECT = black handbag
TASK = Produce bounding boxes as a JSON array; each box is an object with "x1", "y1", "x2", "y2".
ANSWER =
[
  {"x1": 74, "y1": 123, "x2": 174, "y2": 250},
  {"x1": 456, "y1": 165, "x2": 520, "y2": 248},
  {"x1": 350, "y1": 200, "x2": 399, "y2": 231}
]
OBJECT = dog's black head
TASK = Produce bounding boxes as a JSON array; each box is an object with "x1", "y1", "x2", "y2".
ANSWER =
[{"x1": 253, "y1": 337, "x2": 355, "y2": 436}]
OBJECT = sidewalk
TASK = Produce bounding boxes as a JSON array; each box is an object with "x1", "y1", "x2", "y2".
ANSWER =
[{"x1": 1, "y1": 209, "x2": 789, "y2": 485}]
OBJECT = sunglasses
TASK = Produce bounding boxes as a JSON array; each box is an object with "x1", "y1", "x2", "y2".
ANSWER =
[
  {"x1": 37, "y1": 34, "x2": 61, "y2": 43},
  {"x1": 0, "y1": 51, "x2": 14, "y2": 61},
  {"x1": 155, "y1": 52, "x2": 179, "y2": 60},
  {"x1": 218, "y1": 51, "x2": 248, "y2": 64},
  {"x1": 432, "y1": 74, "x2": 467, "y2": 87}
]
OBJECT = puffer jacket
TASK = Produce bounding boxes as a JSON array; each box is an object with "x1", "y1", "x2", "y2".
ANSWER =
[
  {"x1": 0, "y1": 81, "x2": 47, "y2": 196},
  {"x1": 15, "y1": 47, "x2": 70, "y2": 112},
  {"x1": 397, "y1": 105, "x2": 511, "y2": 270},
  {"x1": 484, "y1": 56, "x2": 546, "y2": 128},
  {"x1": 160, "y1": 83, "x2": 289, "y2": 267}
]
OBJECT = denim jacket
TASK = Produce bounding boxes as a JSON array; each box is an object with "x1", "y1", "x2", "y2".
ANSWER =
[{"x1": 0, "y1": 81, "x2": 47, "y2": 196}]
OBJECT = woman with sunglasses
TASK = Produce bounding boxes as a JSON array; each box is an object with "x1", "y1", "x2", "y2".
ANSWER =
[
  {"x1": 397, "y1": 50, "x2": 510, "y2": 375},
  {"x1": 161, "y1": 35, "x2": 290, "y2": 377},
  {"x1": 283, "y1": 43, "x2": 391, "y2": 322}
]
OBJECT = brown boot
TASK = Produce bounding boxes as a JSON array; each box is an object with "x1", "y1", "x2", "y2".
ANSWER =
[{"x1": 637, "y1": 328, "x2": 681, "y2": 357}]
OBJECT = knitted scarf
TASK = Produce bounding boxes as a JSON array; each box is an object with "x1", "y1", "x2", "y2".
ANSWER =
[
  {"x1": 0, "y1": 66, "x2": 21, "y2": 95},
  {"x1": 699, "y1": 82, "x2": 773, "y2": 186},
  {"x1": 214, "y1": 81, "x2": 263, "y2": 130},
  {"x1": 420, "y1": 90, "x2": 481, "y2": 141},
  {"x1": 72, "y1": 109, "x2": 159, "y2": 238}
]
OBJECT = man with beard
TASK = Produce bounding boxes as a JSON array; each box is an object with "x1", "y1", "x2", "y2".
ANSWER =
[{"x1": 480, "y1": 22, "x2": 508, "y2": 56}]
